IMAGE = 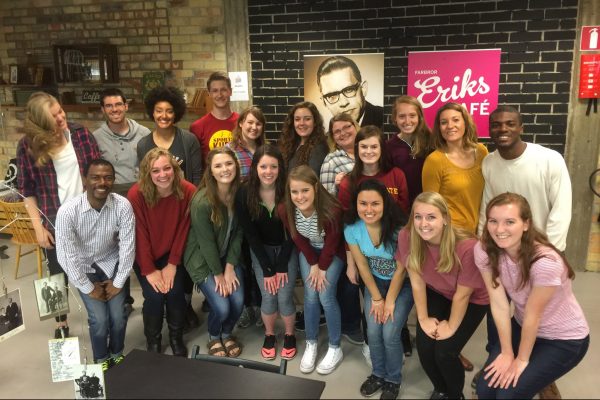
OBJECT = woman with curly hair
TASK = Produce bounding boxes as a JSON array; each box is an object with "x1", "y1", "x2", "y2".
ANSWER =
[
  {"x1": 279, "y1": 101, "x2": 329, "y2": 176},
  {"x1": 17, "y1": 92, "x2": 100, "y2": 339},
  {"x1": 127, "y1": 148, "x2": 196, "y2": 357},
  {"x1": 137, "y1": 86, "x2": 203, "y2": 329},
  {"x1": 185, "y1": 147, "x2": 245, "y2": 358},
  {"x1": 475, "y1": 193, "x2": 589, "y2": 399},
  {"x1": 226, "y1": 106, "x2": 266, "y2": 180}
]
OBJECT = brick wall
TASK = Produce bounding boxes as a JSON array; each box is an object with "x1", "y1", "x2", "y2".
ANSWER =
[{"x1": 248, "y1": 0, "x2": 578, "y2": 153}]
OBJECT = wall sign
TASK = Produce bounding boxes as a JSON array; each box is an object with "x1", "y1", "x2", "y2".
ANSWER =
[
  {"x1": 579, "y1": 54, "x2": 600, "y2": 99},
  {"x1": 81, "y1": 89, "x2": 101, "y2": 104},
  {"x1": 581, "y1": 26, "x2": 600, "y2": 51},
  {"x1": 407, "y1": 49, "x2": 501, "y2": 138}
]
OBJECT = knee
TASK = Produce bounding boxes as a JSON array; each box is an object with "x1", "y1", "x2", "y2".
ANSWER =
[
  {"x1": 261, "y1": 295, "x2": 277, "y2": 315},
  {"x1": 318, "y1": 288, "x2": 338, "y2": 309}
]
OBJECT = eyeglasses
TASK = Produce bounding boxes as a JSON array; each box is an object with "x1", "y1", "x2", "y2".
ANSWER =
[
  {"x1": 332, "y1": 124, "x2": 355, "y2": 138},
  {"x1": 321, "y1": 82, "x2": 364, "y2": 105},
  {"x1": 103, "y1": 102, "x2": 125, "y2": 110}
]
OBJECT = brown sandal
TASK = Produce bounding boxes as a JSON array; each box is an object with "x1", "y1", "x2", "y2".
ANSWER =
[
  {"x1": 223, "y1": 336, "x2": 242, "y2": 358},
  {"x1": 207, "y1": 339, "x2": 226, "y2": 357}
]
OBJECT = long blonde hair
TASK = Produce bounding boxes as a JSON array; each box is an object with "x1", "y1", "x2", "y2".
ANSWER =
[
  {"x1": 406, "y1": 192, "x2": 473, "y2": 274},
  {"x1": 138, "y1": 148, "x2": 185, "y2": 207},
  {"x1": 23, "y1": 92, "x2": 63, "y2": 166}
]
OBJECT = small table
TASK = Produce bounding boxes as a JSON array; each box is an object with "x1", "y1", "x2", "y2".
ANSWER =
[{"x1": 105, "y1": 349, "x2": 326, "y2": 399}]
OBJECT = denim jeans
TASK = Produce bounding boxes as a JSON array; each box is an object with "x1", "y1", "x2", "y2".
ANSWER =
[
  {"x1": 79, "y1": 264, "x2": 127, "y2": 362},
  {"x1": 477, "y1": 318, "x2": 590, "y2": 399},
  {"x1": 250, "y1": 246, "x2": 297, "y2": 317},
  {"x1": 298, "y1": 247, "x2": 343, "y2": 347},
  {"x1": 197, "y1": 264, "x2": 245, "y2": 339},
  {"x1": 364, "y1": 276, "x2": 414, "y2": 384}
]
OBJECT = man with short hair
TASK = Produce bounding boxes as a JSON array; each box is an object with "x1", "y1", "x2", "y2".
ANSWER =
[
  {"x1": 317, "y1": 55, "x2": 383, "y2": 129},
  {"x1": 41, "y1": 281, "x2": 53, "y2": 313},
  {"x1": 56, "y1": 159, "x2": 135, "y2": 372},
  {"x1": 189, "y1": 72, "x2": 239, "y2": 167},
  {"x1": 6, "y1": 298, "x2": 20, "y2": 330}
]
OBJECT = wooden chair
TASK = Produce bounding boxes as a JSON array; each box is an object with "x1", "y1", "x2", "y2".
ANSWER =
[{"x1": 0, "y1": 200, "x2": 43, "y2": 279}]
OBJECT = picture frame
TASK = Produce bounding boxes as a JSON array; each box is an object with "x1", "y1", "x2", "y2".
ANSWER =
[
  {"x1": 9, "y1": 64, "x2": 18, "y2": 84},
  {"x1": 0, "y1": 288, "x2": 25, "y2": 342},
  {"x1": 33, "y1": 273, "x2": 70, "y2": 321}
]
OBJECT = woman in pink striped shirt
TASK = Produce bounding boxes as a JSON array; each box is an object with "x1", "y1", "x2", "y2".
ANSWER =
[{"x1": 474, "y1": 193, "x2": 589, "y2": 399}]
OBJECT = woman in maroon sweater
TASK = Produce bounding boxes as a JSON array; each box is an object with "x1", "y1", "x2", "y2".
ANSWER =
[{"x1": 128, "y1": 147, "x2": 196, "y2": 357}]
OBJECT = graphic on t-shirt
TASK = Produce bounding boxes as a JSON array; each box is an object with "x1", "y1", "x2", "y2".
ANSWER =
[
  {"x1": 209, "y1": 130, "x2": 233, "y2": 150},
  {"x1": 367, "y1": 256, "x2": 396, "y2": 278}
]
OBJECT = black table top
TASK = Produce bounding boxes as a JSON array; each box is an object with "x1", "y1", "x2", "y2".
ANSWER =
[{"x1": 105, "y1": 349, "x2": 326, "y2": 399}]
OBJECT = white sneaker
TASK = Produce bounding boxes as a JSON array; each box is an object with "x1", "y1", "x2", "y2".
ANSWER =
[
  {"x1": 362, "y1": 343, "x2": 372, "y2": 368},
  {"x1": 300, "y1": 341, "x2": 318, "y2": 373},
  {"x1": 316, "y1": 346, "x2": 343, "y2": 375}
]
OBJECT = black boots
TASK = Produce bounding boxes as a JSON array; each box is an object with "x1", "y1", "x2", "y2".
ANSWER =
[
  {"x1": 167, "y1": 310, "x2": 188, "y2": 357},
  {"x1": 143, "y1": 313, "x2": 163, "y2": 353}
]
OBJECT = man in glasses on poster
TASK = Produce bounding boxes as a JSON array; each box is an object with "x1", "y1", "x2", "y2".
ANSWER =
[{"x1": 317, "y1": 56, "x2": 384, "y2": 129}]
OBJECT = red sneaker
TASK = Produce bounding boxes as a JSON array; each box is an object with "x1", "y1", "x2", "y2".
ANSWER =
[
  {"x1": 281, "y1": 334, "x2": 297, "y2": 360},
  {"x1": 261, "y1": 335, "x2": 276, "y2": 360}
]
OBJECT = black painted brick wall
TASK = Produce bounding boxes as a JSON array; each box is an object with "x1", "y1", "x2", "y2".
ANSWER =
[{"x1": 248, "y1": 0, "x2": 578, "y2": 154}]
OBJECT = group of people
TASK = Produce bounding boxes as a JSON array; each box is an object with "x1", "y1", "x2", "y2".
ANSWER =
[{"x1": 15, "y1": 68, "x2": 589, "y2": 400}]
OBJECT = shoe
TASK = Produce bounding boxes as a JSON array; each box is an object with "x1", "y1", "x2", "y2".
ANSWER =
[
  {"x1": 316, "y1": 346, "x2": 343, "y2": 375},
  {"x1": 201, "y1": 299, "x2": 210, "y2": 312},
  {"x1": 237, "y1": 306, "x2": 256, "y2": 329},
  {"x1": 254, "y1": 306, "x2": 263, "y2": 327},
  {"x1": 261, "y1": 335, "x2": 277, "y2": 361},
  {"x1": 281, "y1": 334, "x2": 297, "y2": 360},
  {"x1": 299, "y1": 341, "x2": 318, "y2": 373},
  {"x1": 360, "y1": 375, "x2": 385, "y2": 397},
  {"x1": 471, "y1": 369, "x2": 483, "y2": 389},
  {"x1": 342, "y1": 329, "x2": 365, "y2": 345},
  {"x1": 143, "y1": 314, "x2": 163, "y2": 353},
  {"x1": 184, "y1": 304, "x2": 200, "y2": 333},
  {"x1": 295, "y1": 311, "x2": 305, "y2": 332},
  {"x1": 538, "y1": 382, "x2": 561, "y2": 399},
  {"x1": 54, "y1": 326, "x2": 69, "y2": 339},
  {"x1": 401, "y1": 327, "x2": 412, "y2": 356},
  {"x1": 429, "y1": 391, "x2": 448, "y2": 400},
  {"x1": 124, "y1": 303, "x2": 134, "y2": 318},
  {"x1": 380, "y1": 382, "x2": 400, "y2": 400},
  {"x1": 362, "y1": 343, "x2": 372, "y2": 368},
  {"x1": 167, "y1": 310, "x2": 188, "y2": 357},
  {"x1": 112, "y1": 354, "x2": 125, "y2": 367},
  {"x1": 101, "y1": 358, "x2": 113, "y2": 372}
]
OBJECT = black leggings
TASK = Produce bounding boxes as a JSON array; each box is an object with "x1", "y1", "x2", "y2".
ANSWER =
[{"x1": 416, "y1": 287, "x2": 488, "y2": 398}]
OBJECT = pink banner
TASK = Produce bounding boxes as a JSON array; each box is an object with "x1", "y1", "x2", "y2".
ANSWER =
[{"x1": 407, "y1": 49, "x2": 501, "y2": 138}]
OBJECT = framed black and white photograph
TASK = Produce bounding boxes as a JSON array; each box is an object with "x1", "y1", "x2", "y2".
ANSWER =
[
  {"x1": 9, "y1": 64, "x2": 18, "y2": 84},
  {"x1": 33, "y1": 273, "x2": 70, "y2": 321},
  {"x1": 72, "y1": 363, "x2": 105, "y2": 399},
  {"x1": 0, "y1": 288, "x2": 25, "y2": 342}
]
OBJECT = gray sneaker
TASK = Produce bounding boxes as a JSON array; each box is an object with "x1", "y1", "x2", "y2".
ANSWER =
[
  {"x1": 342, "y1": 329, "x2": 365, "y2": 345},
  {"x1": 237, "y1": 306, "x2": 256, "y2": 329}
]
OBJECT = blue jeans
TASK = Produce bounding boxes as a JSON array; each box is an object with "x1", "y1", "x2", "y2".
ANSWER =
[
  {"x1": 364, "y1": 276, "x2": 414, "y2": 385},
  {"x1": 79, "y1": 265, "x2": 127, "y2": 362},
  {"x1": 197, "y1": 264, "x2": 245, "y2": 339},
  {"x1": 250, "y1": 246, "x2": 297, "y2": 317},
  {"x1": 477, "y1": 318, "x2": 589, "y2": 399},
  {"x1": 298, "y1": 248, "x2": 343, "y2": 347}
]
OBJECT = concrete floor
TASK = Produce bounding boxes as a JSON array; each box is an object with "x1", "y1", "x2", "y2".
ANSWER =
[{"x1": 0, "y1": 236, "x2": 598, "y2": 399}]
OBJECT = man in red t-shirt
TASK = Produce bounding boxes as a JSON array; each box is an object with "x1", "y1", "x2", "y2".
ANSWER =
[{"x1": 189, "y1": 72, "x2": 239, "y2": 167}]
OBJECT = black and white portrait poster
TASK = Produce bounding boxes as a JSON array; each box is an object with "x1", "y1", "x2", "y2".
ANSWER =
[
  {"x1": 73, "y1": 363, "x2": 105, "y2": 399},
  {"x1": 34, "y1": 273, "x2": 69, "y2": 321},
  {"x1": 304, "y1": 53, "x2": 385, "y2": 132},
  {"x1": 0, "y1": 288, "x2": 25, "y2": 342}
]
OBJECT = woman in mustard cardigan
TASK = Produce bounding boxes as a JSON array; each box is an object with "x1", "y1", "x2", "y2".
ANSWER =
[{"x1": 184, "y1": 147, "x2": 244, "y2": 358}]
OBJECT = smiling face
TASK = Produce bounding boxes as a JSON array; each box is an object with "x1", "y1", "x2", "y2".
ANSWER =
[
  {"x1": 210, "y1": 153, "x2": 237, "y2": 185},
  {"x1": 208, "y1": 79, "x2": 232, "y2": 110},
  {"x1": 413, "y1": 201, "x2": 446, "y2": 245},
  {"x1": 395, "y1": 102, "x2": 419, "y2": 136},
  {"x1": 240, "y1": 112, "x2": 264, "y2": 144},
  {"x1": 49, "y1": 101, "x2": 68, "y2": 132},
  {"x1": 439, "y1": 109, "x2": 466, "y2": 146},
  {"x1": 150, "y1": 155, "x2": 175, "y2": 195},
  {"x1": 357, "y1": 190, "x2": 384, "y2": 226},
  {"x1": 331, "y1": 120, "x2": 357, "y2": 151},
  {"x1": 257, "y1": 155, "x2": 279, "y2": 187},
  {"x1": 319, "y1": 67, "x2": 366, "y2": 122},
  {"x1": 85, "y1": 164, "x2": 115, "y2": 206},
  {"x1": 358, "y1": 136, "x2": 381, "y2": 168},
  {"x1": 293, "y1": 107, "x2": 315, "y2": 141},
  {"x1": 289, "y1": 178, "x2": 316, "y2": 216},
  {"x1": 489, "y1": 111, "x2": 523, "y2": 150},
  {"x1": 102, "y1": 95, "x2": 128, "y2": 125},
  {"x1": 153, "y1": 101, "x2": 175, "y2": 130},
  {"x1": 486, "y1": 203, "x2": 529, "y2": 258}
]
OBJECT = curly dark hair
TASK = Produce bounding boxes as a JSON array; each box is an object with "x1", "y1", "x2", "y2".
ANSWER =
[
  {"x1": 144, "y1": 86, "x2": 187, "y2": 123},
  {"x1": 278, "y1": 101, "x2": 326, "y2": 169}
]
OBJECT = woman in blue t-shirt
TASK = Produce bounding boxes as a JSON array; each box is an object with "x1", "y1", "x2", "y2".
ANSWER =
[{"x1": 344, "y1": 179, "x2": 412, "y2": 400}]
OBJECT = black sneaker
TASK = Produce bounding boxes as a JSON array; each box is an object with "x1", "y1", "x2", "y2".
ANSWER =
[
  {"x1": 429, "y1": 391, "x2": 448, "y2": 400},
  {"x1": 380, "y1": 382, "x2": 400, "y2": 400},
  {"x1": 295, "y1": 311, "x2": 305, "y2": 332},
  {"x1": 360, "y1": 375, "x2": 384, "y2": 397},
  {"x1": 401, "y1": 326, "x2": 412, "y2": 356},
  {"x1": 54, "y1": 326, "x2": 69, "y2": 339}
]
